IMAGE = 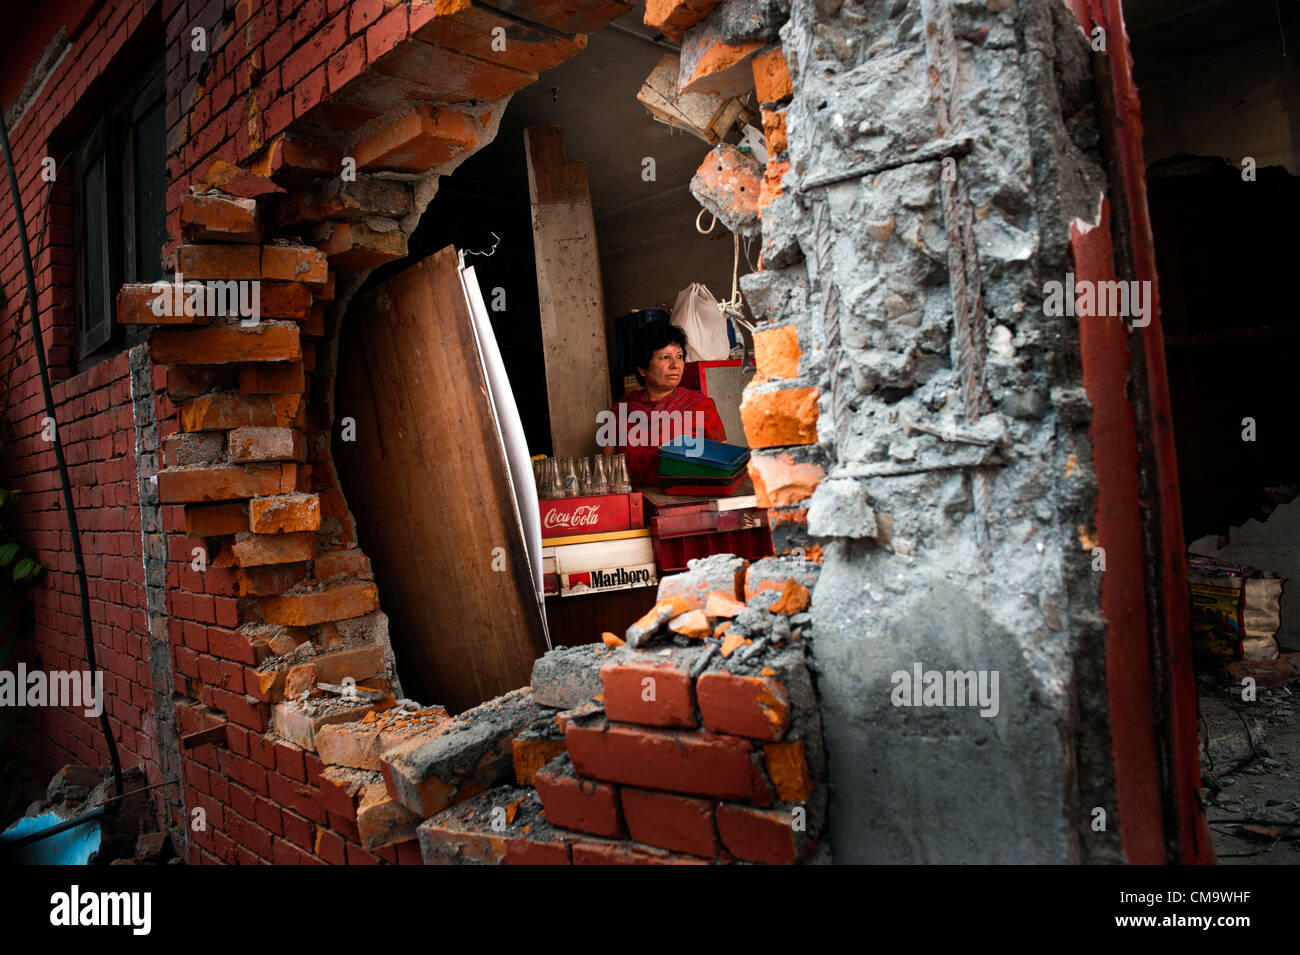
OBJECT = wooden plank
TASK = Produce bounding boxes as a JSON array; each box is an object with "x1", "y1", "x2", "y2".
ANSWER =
[
  {"x1": 333, "y1": 246, "x2": 548, "y2": 714},
  {"x1": 525, "y1": 126, "x2": 612, "y2": 458}
]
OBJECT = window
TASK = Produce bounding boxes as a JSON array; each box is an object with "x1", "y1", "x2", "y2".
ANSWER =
[{"x1": 72, "y1": 61, "x2": 165, "y2": 362}]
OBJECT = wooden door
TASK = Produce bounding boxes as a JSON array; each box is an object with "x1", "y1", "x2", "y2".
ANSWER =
[{"x1": 333, "y1": 245, "x2": 548, "y2": 714}]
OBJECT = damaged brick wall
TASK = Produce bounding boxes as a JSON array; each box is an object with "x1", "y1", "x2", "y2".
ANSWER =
[{"x1": 5, "y1": 0, "x2": 1178, "y2": 865}]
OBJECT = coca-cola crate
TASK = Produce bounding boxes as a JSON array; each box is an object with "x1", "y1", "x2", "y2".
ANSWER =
[
  {"x1": 540, "y1": 492, "x2": 644, "y2": 539},
  {"x1": 651, "y1": 526, "x2": 773, "y2": 574}
]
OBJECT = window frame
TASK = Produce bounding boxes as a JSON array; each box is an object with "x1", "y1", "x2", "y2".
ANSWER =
[{"x1": 71, "y1": 59, "x2": 165, "y2": 365}]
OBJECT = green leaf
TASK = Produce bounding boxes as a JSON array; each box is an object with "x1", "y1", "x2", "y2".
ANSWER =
[
  {"x1": 12, "y1": 557, "x2": 35, "y2": 582},
  {"x1": 0, "y1": 542, "x2": 19, "y2": 567}
]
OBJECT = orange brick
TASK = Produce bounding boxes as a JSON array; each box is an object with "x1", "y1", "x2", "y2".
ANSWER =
[
  {"x1": 198, "y1": 158, "x2": 287, "y2": 199},
  {"x1": 180, "y1": 193, "x2": 262, "y2": 242},
  {"x1": 228, "y1": 426, "x2": 307, "y2": 462},
  {"x1": 249, "y1": 135, "x2": 343, "y2": 182},
  {"x1": 313, "y1": 272, "x2": 336, "y2": 303},
  {"x1": 716, "y1": 803, "x2": 810, "y2": 864},
  {"x1": 249, "y1": 493, "x2": 322, "y2": 534},
  {"x1": 679, "y1": 37, "x2": 762, "y2": 97},
  {"x1": 262, "y1": 244, "x2": 328, "y2": 284},
  {"x1": 768, "y1": 578, "x2": 810, "y2": 615},
  {"x1": 236, "y1": 563, "x2": 310, "y2": 597},
  {"x1": 259, "y1": 581, "x2": 380, "y2": 627},
  {"x1": 760, "y1": 107, "x2": 787, "y2": 156},
  {"x1": 751, "y1": 46, "x2": 792, "y2": 104},
  {"x1": 185, "y1": 501, "x2": 249, "y2": 537},
  {"x1": 759, "y1": 157, "x2": 790, "y2": 208},
  {"x1": 512, "y1": 737, "x2": 568, "y2": 786},
  {"x1": 271, "y1": 394, "x2": 307, "y2": 429},
  {"x1": 696, "y1": 671, "x2": 791, "y2": 741},
  {"x1": 239, "y1": 361, "x2": 305, "y2": 395},
  {"x1": 694, "y1": 144, "x2": 761, "y2": 225},
  {"x1": 644, "y1": 0, "x2": 723, "y2": 42},
  {"x1": 300, "y1": 305, "x2": 325, "y2": 339},
  {"x1": 177, "y1": 244, "x2": 261, "y2": 280},
  {"x1": 166, "y1": 365, "x2": 236, "y2": 401},
  {"x1": 313, "y1": 547, "x2": 371, "y2": 578},
  {"x1": 752, "y1": 323, "x2": 800, "y2": 379},
  {"x1": 117, "y1": 284, "x2": 203, "y2": 325},
  {"x1": 319, "y1": 221, "x2": 409, "y2": 272},
  {"x1": 284, "y1": 663, "x2": 318, "y2": 699},
  {"x1": 180, "y1": 394, "x2": 278, "y2": 432},
  {"x1": 739, "y1": 386, "x2": 819, "y2": 448},
  {"x1": 357, "y1": 781, "x2": 421, "y2": 851},
  {"x1": 257, "y1": 283, "x2": 313, "y2": 319},
  {"x1": 762, "y1": 740, "x2": 815, "y2": 803},
  {"x1": 230, "y1": 532, "x2": 316, "y2": 567},
  {"x1": 352, "y1": 104, "x2": 480, "y2": 173},
  {"x1": 151, "y1": 324, "x2": 301, "y2": 365},
  {"x1": 411, "y1": 2, "x2": 587, "y2": 74},
  {"x1": 747, "y1": 452, "x2": 824, "y2": 508},
  {"x1": 157, "y1": 464, "x2": 297, "y2": 504}
]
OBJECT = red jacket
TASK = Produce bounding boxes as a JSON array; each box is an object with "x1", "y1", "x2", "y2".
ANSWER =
[{"x1": 607, "y1": 386, "x2": 727, "y2": 487}]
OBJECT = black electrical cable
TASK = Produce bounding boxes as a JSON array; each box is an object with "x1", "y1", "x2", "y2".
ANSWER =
[{"x1": 0, "y1": 106, "x2": 123, "y2": 799}]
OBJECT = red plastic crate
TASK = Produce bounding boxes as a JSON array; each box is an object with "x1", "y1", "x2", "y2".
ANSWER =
[{"x1": 651, "y1": 526, "x2": 773, "y2": 573}]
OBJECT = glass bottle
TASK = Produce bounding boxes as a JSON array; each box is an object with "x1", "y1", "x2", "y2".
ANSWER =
[
  {"x1": 562, "y1": 457, "x2": 580, "y2": 497},
  {"x1": 612, "y1": 454, "x2": 631, "y2": 494},
  {"x1": 543, "y1": 457, "x2": 559, "y2": 501},
  {"x1": 577, "y1": 456, "x2": 593, "y2": 496}
]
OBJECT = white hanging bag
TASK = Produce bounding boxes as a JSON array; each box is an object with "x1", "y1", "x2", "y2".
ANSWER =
[{"x1": 669, "y1": 282, "x2": 731, "y2": 362}]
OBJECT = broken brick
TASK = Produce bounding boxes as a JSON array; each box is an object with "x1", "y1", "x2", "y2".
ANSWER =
[
  {"x1": 751, "y1": 45, "x2": 792, "y2": 104},
  {"x1": 249, "y1": 492, "x2": 321, "y2": 533},
  {"x1": 180, "y1": 193, "x2": 262, "y2": 243},
  {"x1": 696, "y1": 671, "x2": 791, "y2": 741},
  {"x1": 739, "y1": 385, "x2": 819, "y2": 448},
  {"x1": 259, "y1": 581, "x2": 380, "y2": 627},
  {"x1": 151, "y1": 324, "x2": 302, "y2": 365},
  {"x1": 351, "y1": 104, "x2": 481, "y2": 173}
]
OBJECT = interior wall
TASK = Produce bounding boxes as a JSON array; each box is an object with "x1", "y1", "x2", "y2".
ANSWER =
[
  {"x1": 1129, "y1": 0, "x2": 1300, "y2": 172},
  {"x1": 597, "y1": 184, "x2": 743, "y2": 320}
]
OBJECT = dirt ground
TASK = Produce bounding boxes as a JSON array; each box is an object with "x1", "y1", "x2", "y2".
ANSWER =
[{"x1": 1198, "y1": 670, "x2": 1300, "y2": 864}]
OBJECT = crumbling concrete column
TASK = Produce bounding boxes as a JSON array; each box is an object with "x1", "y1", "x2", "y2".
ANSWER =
[{"x1": 745, "y1": 0, "x2": 1124, "y2": 862}]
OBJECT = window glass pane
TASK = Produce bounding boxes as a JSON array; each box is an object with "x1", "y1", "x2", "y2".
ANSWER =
[
  {"x1": 133, "y1": 96, "x2": 166, "y2": 281},
  {"x1": 82, "y1": 154, "x2": 106, "y2": 338}
]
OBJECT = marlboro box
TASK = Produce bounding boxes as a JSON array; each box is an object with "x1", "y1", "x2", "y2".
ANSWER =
[
  {"x1": 540, "y1": 492, "x2": 644, "y2": 539},
  {"x1": 561, "y1": 563, "x2": 658, "y2": 596}
]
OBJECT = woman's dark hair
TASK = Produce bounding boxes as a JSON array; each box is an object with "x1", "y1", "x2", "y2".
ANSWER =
[{"x1": 632, "y1": 321, "x2": 688, "y2": 385}]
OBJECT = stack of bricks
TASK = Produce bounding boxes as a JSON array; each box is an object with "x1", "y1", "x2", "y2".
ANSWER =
[
  {"x1": 112, "y1": 169, "x2": 429, "y2": 863},
  {"x1": 416, "y1": 554, "x2": 828, "y2": 864}
]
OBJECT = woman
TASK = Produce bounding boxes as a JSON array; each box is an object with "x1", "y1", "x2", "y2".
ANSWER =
[{"x1": 601, "y1": 322, "x2": 727, "y2": 487}]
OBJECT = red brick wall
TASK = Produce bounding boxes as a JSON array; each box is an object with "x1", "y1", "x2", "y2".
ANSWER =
[{"x1": 1, "y1": 0, "x2": 170, "y2": 812}]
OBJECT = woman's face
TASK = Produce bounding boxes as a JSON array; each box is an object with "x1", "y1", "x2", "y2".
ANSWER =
[{"x1": 642, "y1": 342, "x2": 685, "y2": 393}]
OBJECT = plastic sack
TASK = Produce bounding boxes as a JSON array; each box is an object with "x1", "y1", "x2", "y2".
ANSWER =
[{"x1": 670, "y1": 283, "x2": 731, "y2": 362}]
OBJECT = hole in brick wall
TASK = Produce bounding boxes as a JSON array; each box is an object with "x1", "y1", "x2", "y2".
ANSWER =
[{"x1": 327, "y1": 17, "x2": 773, "y2": 710}]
